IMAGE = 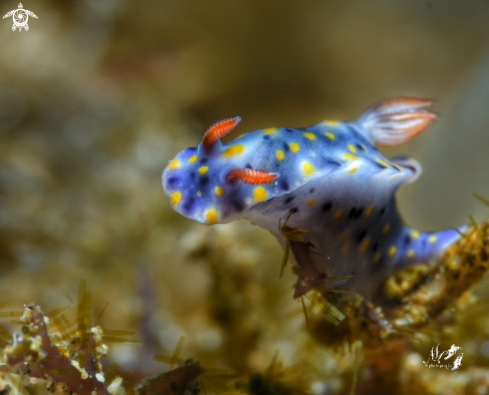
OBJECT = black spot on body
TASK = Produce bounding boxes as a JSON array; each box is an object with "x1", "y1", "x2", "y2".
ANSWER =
[
  {"x1": 375, "y1": 161, "x2": 388, "y2": 169},
  {"x1": 357, "y1": 230, "x2": 367, "y2": 242},
  {"x1": 200, "y1": 176, "x2": 209, "y2": 186},
  {"x1": 404, "y1": 235, "x2": 411, "y2": 245},
  {"x1": 245, "y1": 163, "x2": 252, "y2": 169},
  {"x1": 200, "y1": 158, "x2": 208, "y2": 164},
  {"x1": 349, "y1": 208, "x2": 357, "y2": 219},
  {"x1": 380, "y1": 207, "x2": 386, "y2": 217},
  {"x1": 283, "y1": 143, "x2": 290, "y2": 152},
  {"x1": 231, "y1": 199, "x2": 245, "y2": 212},
  {"x1": 183, "y1": 197, "x2": 195, "y2": 212},
  {"x1": 285, "y1": 128, "x2": 294, "y2": 133},
  {"x1": 263, "y1": 135, "x2": 271, "y2": 140},
  {"x1": 325, "y1": 159, "x2": 342, "y2": 167},
  {"x1": 290, "y1": 207, "x2": 298, "y2": 214},
  {"x1": 354, "y1": 208, "x2": 363, "y2": 219},
  {"x1": 190, "y1": 171, "x2": 196, "y2": 180},
  {"x1": 322, "y1": 202, "x2": 332, "y2": 212},
  {"x1": 285, "y1": 196, "x2": 295, "y2": 204},
  {"x1": 167, "y1": 177, "x2": 178, "y2": 185},
  {"x1": 357, "y1": 144, "x2": 366, "y2": 151},
  {"x1": 372, "y1": 243, "x2": 378, "y2": 251},
  {"x1": 309, "y1": 188, "x2": 315, "y2": 193},
  {"x1": 280, "y1": 180, "x2": 290, "y2": 191}
]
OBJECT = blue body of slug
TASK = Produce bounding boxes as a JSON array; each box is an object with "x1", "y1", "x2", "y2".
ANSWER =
[{"x1": 162, "y1": 98, "x2": 461, "y2": 299}]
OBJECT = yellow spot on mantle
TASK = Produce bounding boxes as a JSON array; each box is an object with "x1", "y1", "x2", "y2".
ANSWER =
[
  {"x1": 169, "y1": 159, "x2": 180, "y2": 169},
  {"x1": 290, "y1": 142, "x2": 300, "y2": 153},
  {"x1": 374, "y1": 252, "x2": 382, "y2": 263},
  {"x1": 349, "y1": 167, "x2": 359, "y2": 174},
  {"x1": 307, "y1": 198, "x2": 315, "y2": 206},
  {"x1": 276, "y1": 150, "x2": 285, "y2": 161},
  {"x1": 215, "y1": 186, "x2": 225, "y2": 196},
  {"x1": 365, "y1": 204, "x2": 374, "y2": 218},
  {"x1": 376, "y1": 159, "x2": 390, "y2": 168},
  {"x1": 324, "y1": 120, "x2": 340, "y2": 126},
  {"x1": 198, "y1": 166, "x2": 209, "y2": 175},
  {"x1": 188, "y1": 155, "x2": 198, "y2": 163},
  {"x1": 383, "y1": 223, "x2": 391, "y2": 234},
  {"x1": 335, "y1": 209, "x2": 343, "y2": 219},
  {"x1": 302, "y1": 162, "x2": 315, "y2": 176},
  {"x1": 264, "y1": 128, "x2": 278, "y2": 134},
  {"x1": 428, "y1": 235, "x2": 437, "y2": 244},
  {"x1": 224, "y1": 145, "x2": 245, "y2": 158},
  {"x1": 360, "y1": 238, "x2": 371, "y2": 253},
  {"x1": 304, "y1": 132, "x2": 316, "y2": 140},
  {"x1": 411, "y1": 230, "x2": 420, "y2": 239},
  {"x1": 348, "y1": 144, "x2": 357, "y2": 154},
  {"x1": 205, "y1": 209, "x2": 220, "y2": 224},
  {"x1": 170, "y1": 191, "x2": 182, "y2": 206},
  {"x1": 407, "y1": 250, "x2": 415, "y2": 259},
  {"x1": 325, "y1": 132, "x2": 336, "y2": 140},
  {"x1": 253, "y1": 186, "x2": 267, "y2": 202},
  {"x1": 344, "y1": 153, "x2": 358, "y2": 161},
  {"x1": 342, "y1": 243, "x2": 351, "y2": 256},
  {"x1": 388, "y1": 246, "x2": 397, "y2": 257}
]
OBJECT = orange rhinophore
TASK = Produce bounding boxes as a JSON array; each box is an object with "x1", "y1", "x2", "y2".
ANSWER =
[
  {"x1": 226, "y1": 168, "x2": 278, "y2": 185},
  {"x1": 202, "y1": 116, "x2": 241, "y2": 150}
]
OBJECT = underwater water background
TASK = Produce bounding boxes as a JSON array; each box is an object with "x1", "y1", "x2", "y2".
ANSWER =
[{"x1": 1, "y1": 0, "x2": 489, "y2": 393}]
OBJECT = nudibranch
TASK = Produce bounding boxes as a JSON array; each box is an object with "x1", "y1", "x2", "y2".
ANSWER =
[{"x1": 162, "y1": 98, "x2": 461, "y2": 299}]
